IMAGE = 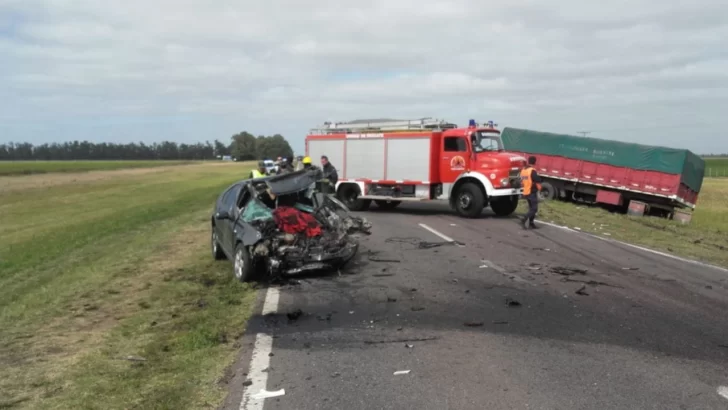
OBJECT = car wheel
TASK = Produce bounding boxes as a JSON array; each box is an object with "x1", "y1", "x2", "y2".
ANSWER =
[
  {"x1": 374, "y1": 200, "x2": 401, "y2": 210},
  {"x1": 454, "y1": 182, "x2": 485, "y2": 218},
  {"x1": 233, "y1": 243, "x2": 254, "y2": 282},
  {"x1": 211, "y1": 226, "x2": 226, "y2": 260},
  {"x1": 337, "y1": 184, "x2": 371, "y2": 212}
]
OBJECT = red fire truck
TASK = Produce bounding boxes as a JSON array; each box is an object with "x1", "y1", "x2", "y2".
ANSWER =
[{"x1": 305, "y1": 118, "x2": 528, "y2": 218}]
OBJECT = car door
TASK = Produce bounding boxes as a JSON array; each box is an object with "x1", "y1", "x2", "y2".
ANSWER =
[{"x1": 216, "y1": 185, "x2": 241, "y2": 256}]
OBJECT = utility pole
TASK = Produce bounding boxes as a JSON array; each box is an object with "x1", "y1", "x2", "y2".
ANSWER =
[{"x1": 577, "y1": 131, "x2": 591, "y2": 137}]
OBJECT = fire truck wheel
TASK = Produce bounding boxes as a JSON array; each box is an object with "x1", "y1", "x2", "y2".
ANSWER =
[
  {"x1": 538, "y1": 182, "x2": 556, "y2": 201},
  {"x1": 454, "y1": 182, "x2": 485, "y2": 218},
  {"x1": 490, "y1": 195, "x2": 519, "y2": 217},
  {"x1": 337, "y1": 184, "x2": 371, "y2": 211},
  {"x1": 374, "y1": 200, "x2": 401, "y2": 210}
]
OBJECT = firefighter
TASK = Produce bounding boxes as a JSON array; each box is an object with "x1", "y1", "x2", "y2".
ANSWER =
[
  {"x1": 302, "y1": 156, "x2": 313, "y2": 169},
  {"x1": 520, "y1": 156, "x2": 542, "y2": 229},
  {"x1": 249, "y1": 161, "x2": 267, "y2": 179},
  {"x1": 277, "y1": 157, "x2": 294, "y2": 174},
  {"x1": 320, "y1": 155, "x2": 338, "y2": 185}
]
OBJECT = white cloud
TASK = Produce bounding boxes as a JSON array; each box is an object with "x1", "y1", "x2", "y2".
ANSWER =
[{"x1": 0, "y1": 0, "x2": 726, "y2": 153}]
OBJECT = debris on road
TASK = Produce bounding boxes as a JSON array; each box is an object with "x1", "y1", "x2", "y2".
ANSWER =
[
  {"x1": 411, "y1": 306, "x2": 425, "y2": 311},
  {"x1": 561, "y1": 277, "x2": 624, "y2": 289},
  {"x1": 405, "y1": 344, "x2": 414, "y2": 349},
  {"x1": 387, "y1": 297, "x2": 398, "y2": 303},
  {"x1": 526, "y1": 263, "x2": 543, "y2": 270},
  {"x1": 316, "y1": 313, "x2": 332, "y2": 321},
  {"x1": 119, "y1": 355, "x2": 146, "y2": 362},
  {"x1": 505, "y1": 297, "x2": 522, "y2": 308},
  {"x1": 385, "y1": 237, "x2": 464, "y2": 250},
  {"x1": 621, "y1": 267, "x2": 640, "y2": 271},
  {"x1": 364, "y1": 337, "x2": 438, "y2": 345},
  {"x1": 575, "y1": 285, "x2": 590, "y2": 296},
  {"x1": 464, "y1": 322, "x2": 484, "y2": 327},
  {"x1": 550, "y1": 266, "x2": 588, "y2": 276},
  {"x1": 368, "y1": 255, "x2": 401, "y2": 263},
  {"x1": 393, "y1": 370, "x2": 411, "y2": 375},
  {"x1": 493, "y1": 321, "x2": 509, "y2": 325},
  {"x1": 243, "y1": 380, "x2": 253, "y2": 387},
  {"x1": 252, "y1": 389, "x2": 286, "y2": 400},
  {"x1": 286, "y1": 309, "x2": 304, "y2": 322},
  {"x1": 373, "y1": 273, "x2": 395, "y2": 277}
]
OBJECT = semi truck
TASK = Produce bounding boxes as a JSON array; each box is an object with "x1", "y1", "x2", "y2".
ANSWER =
[
  {"x1": 305, "y1": 118, "x2": 527, "y2": 218},
  {"x1": 500, "y1": 127, "x2": 706, "y2": 221}
]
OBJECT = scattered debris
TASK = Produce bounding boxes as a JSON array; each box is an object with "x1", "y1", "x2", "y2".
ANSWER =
[
  {"x1": 706, "y1": 285, "x2": 713, "y2": 290},
  {"x1": 373, "y1": 273, "x2": 395, "y2": 277},
  {"x1": 385, "y1": 237, "x2": 464, "y2": 249},
  {"x1": 349, "y1": 311, "x2": 354, "y2": 314},
  {"x1": 387, "y1": 297, "x2": 398, "y2": 303},
  {"x1": 410, "y1": 288, "x2": 417, "y2": 292},
  {"x1": 243, "y1": 380, "x2": 253, "y2": 387},
  {"x1": 621, "y1": 267, "x2": 639, "y2": 271},
  {"x1": 550, "y1": 266, "x2": 588, "y2": 276},
  {"x1": 573, "y1": 227, "x2": 582, "y2": 230},
  {"x1": 331, "y1": 372, "x2": 341, "y2": 378},
  {"x1": 251, "y1": 389, "x2": 286, "y2": 400},
  {"x1": 450, "y1": 279, "x2": 459, "y2": 284},
  {"x1": 492, "y1": 321, "x2": 509, "y2": 325},
  {"x1": 526, "y1": 263, "x2": 543, "y2": 270},
  {"x1": 603, "y1": 233, "x2": 611, "y2": 236},
  {"x1": 393, "y1": 370, "x2": 411, "y2": 375},
  {"x1": 532, "y1": 247, "x2": 551, "y2": 252},
  {"x1": 411, "y1": 306, "x2": 425, "y2": 312},
  {"x1": 575, "y1": 285, "x2": 589, "y2": 296},
  {"x1": 505, "y1": 297, "x2": 522, "y2": 308},
  {"x1": 405, "y1": 344, "x2": 413, "y2": 349},
  {"x1": 364, "y1": 337, "x2": 438, "y2": 345},
  {"x1": 316, "y1": 313, "x2": 332, "y2": 321},
  {"x1": 286, "y1": 309, "x2": 303, "y2": 321},
  {"x1": 268, "y1": 353, "x2": 275, "y2": 357},
  {"x1": 368, "y1": 256, "x2": 401, "y2": 263},
  {"x1": 464, "y1": 322, "x2": 484, "y2": 327},
  {"x1": 561, "y1": 277, "x2": 624, "y2": 288}
]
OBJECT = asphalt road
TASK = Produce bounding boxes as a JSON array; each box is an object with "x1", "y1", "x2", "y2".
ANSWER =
[{"x1": 222, "y1": 203, "x2": 728, "y2": 410}]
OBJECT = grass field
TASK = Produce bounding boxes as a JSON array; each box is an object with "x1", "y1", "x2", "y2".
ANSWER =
[
  {"x1": 704, "y1": 157, "x2": 728, "y2": 178},
  {"x1": 518, "y1": 178, "x2": 728, "y2": 268},
  {"x1": 0, "y1": 162, "x2": 257, "y2": 409},
  {"x1": 0, "y1": 160, "x2": 197, "y2": 176}
]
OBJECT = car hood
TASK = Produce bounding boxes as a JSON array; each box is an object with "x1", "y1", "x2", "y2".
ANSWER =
[{"x1": 264, "y1": 169, "x2": 322, "y2": 195}]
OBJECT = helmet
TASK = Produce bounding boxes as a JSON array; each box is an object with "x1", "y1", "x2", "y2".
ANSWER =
[{"x1": 302, "y1": 156, "x2": 312, "y2": 164}]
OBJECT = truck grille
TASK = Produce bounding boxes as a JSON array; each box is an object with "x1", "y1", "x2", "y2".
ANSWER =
[{"x1": 509, "y1": 168, "x2": 522, "y2": 188}]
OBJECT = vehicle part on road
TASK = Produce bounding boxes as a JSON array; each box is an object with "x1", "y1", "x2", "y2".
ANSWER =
[
  {"x1": 384, "y1": 236, "x2": 465, "y2": 249},
  {"x1": 561, "y1": 277, "x2": 624, "y2": 289},
  {"x1": 364, "y1": 337, "x2": 439, "y2": 345},
  {"x1": 251, "y1": 389, "x2": 285, "y2": 400},
  {"x1": 464, "y1": 322, "x2": 484, "y2": 327},
  {"x1": 368, "y1": 255, "x2": 401, "y2": 263},
  {"x1": 505, "y1": 297, "x2": 522, "y2": 308},
  {"x1": 210, "y1": 169, "x2": 373, "y2": 281},
  {"x1": 550, "y1": 266, "x2": 588, "y2": 276},
  {"x1": 307, "y1": 118, "x2": 527, "y2": 219},
  {"x1": 374, "y1": 199, "x2": 401, "y2": 210},
  {"x1": 405, "y1": 344, "x2": 413, "y2": 348},
  {"x1": 575, "y1": 285, "x2": 589, "y2": 296},
  {"x1": 393, "y1": 370, "x2": 411, "y2": 375}
]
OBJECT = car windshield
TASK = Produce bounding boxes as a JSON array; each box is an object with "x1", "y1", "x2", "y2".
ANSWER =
[{"x1": 472, "y1": 131, "x2": 503, "y2": 153}]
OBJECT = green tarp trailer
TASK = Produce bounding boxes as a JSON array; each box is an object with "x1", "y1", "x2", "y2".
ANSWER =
[{"x1": 500, "y1": 127, "x2": 705, "y2": 211}]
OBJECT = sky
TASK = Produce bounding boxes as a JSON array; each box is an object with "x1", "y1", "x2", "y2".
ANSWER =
[{"x1": 1, "y1": 0, "x2": 727, "y2": 154}]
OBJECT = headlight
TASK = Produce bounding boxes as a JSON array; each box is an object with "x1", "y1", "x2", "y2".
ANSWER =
[{"x1": 500, "y1": 178, "x2": 509, "y2": 187}]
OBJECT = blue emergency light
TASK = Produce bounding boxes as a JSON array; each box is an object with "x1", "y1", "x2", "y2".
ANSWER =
[{"x1": 468, "y1": 119, "x2": 476, "y2": 128}]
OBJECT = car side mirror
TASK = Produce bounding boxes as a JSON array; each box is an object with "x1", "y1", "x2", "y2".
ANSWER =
[{"x1": 215, "y1": 210, "x2": 231, "y2": 220}]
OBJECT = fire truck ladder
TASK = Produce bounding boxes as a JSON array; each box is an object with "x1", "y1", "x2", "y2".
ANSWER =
[{"x1": 310, "y1": 117, "x2": 458, "y2": 134}]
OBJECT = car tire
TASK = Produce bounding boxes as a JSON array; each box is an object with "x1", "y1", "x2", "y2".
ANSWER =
[
  {"x1": 454, "y1": 183, "x2": 485, "y2": 218},
  {"x1": 490, "y1": 195, "x2": 519, "y2": 217},
  {"x1": 538, "y1": 181, "x2": 556, "y2": 201},
  {"x1": 211, "y1": 226, "x2": 226, "y2": 260},
  {"x1": 337, "y1": 184, "x2": 371, "y2": 212},
  {"x1": 233, "y1": 243, "x2": 254, "y2": 282},
  {"x1": 374, "y1": 200, "x2": 401, "y2": 210}
]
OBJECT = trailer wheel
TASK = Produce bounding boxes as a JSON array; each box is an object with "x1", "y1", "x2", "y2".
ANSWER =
[
  {"x1": 337, "y1": 184, "x2": 371, "y2": 212},
  {"x1": 374, "y1": 200, "x2": 401, "y2": 210},
  {"x1": 490, "y1": 195, "x2": 519, "y2": 217},
  {"x1": 453, "y1": 182, "x2": 485, "y2": 218},
  {"x1": 538, "y1": 181, "x2": 556, "y2": 201}
]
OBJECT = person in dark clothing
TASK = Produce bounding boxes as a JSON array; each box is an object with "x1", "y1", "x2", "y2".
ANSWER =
[
  {"x1": 519, "y1": 156, "x2": 542, "y2": 229},
  {"x1": 277, "y1": 157, "x2": 294, "y2": 174},
  {"x1": 320, "y1": 155, "x2": 338, "y2": 185}
]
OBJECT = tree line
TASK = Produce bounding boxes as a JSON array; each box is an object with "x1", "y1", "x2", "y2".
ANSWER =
[{"x1": 0, "y1": 131, "x2": 295, "y2": 161}]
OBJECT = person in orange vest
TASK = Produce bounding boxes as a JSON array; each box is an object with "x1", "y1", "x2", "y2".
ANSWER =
[{"x1": 520, "y1": 156, "x2": 542, "y2": 229}]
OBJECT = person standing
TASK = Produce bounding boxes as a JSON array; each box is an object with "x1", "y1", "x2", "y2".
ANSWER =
[
  {"x1": 320, "y1": 155, "x2": 338, "y2": 185},
  {"x1": 249, "y1": 161, "x2": 268, "y2": 179},
  {"x1": 520, "y1": 156, "x2": 542, "y2": 229}
]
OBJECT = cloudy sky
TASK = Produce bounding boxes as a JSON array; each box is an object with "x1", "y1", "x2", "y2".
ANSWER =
[{"x1": 1, "y1": 0, "x2": 726, "y2": 154}]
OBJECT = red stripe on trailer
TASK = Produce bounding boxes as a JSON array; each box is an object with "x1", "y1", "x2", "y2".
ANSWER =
[{"x1": 339, "y1": 179, "x2": 428, "y2": 185}]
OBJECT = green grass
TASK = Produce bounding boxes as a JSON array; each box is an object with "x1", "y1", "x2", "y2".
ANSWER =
[
  {"x1": 519, "y1": 178, "x2": 728, "y2": 268},
  {"x1": 0, "y1": 160, "x2": 198, "y2": 176},
  {"x1": 0, "y1": 162, "x2": 257, "y2": 409},
  {"x1": 704, "y1": 157, "x2": 728, "y2": 178}
]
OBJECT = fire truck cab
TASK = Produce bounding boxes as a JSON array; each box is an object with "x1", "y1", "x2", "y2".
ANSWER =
[{"x1": 306, "y1": 118, "x2": 527, "y2": 218}]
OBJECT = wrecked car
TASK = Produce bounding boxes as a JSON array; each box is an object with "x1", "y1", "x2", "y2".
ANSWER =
[{"x1": 211, "y1": 169, "x2": 372, "y2": 281}]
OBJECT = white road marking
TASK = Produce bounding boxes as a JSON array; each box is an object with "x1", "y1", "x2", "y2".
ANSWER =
[
  {"x1": 240, "y1": 287, "x2": 280, "y2": 410},
  {"x1": 418, "y1": 223, "x2": 465, "y2": 247},
  {"x1": 718, "y1": 386, "x2": 728, "y2": 400},
  {"x1": 536, "y1": 220, "x2": 728, "y2": 274},
  {"x1": 481, "y1": 259, "x2": 532, "y2": 285}
]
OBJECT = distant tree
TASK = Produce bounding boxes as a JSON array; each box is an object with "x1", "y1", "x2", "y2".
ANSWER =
[{"x1": 230, "y1": 131, "x2": 258, "y2": 160}]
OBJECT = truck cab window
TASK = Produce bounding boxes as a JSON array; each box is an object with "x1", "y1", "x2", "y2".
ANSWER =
[{"x1": 444, "y1": 137, "x2": 467, "y2": 152}]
